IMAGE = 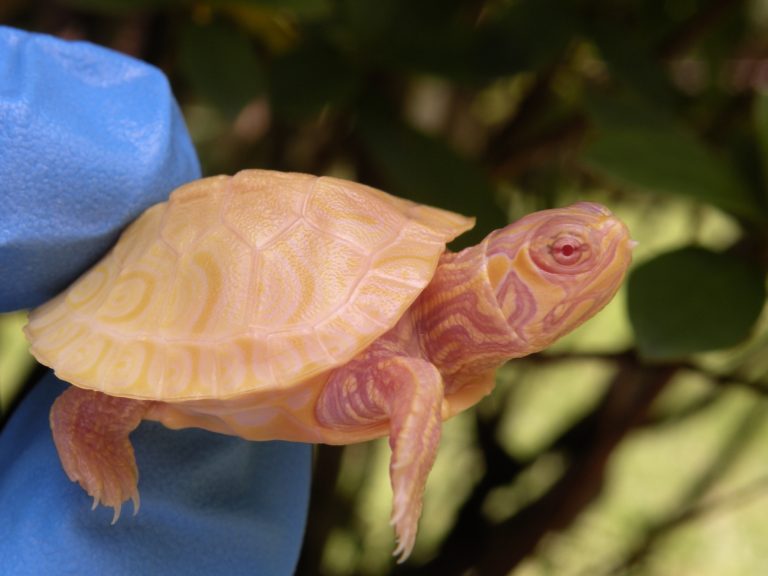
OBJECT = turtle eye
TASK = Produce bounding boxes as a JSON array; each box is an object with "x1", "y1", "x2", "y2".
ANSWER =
[
  {"x1": 529, "y1": 226, "x2": 596, "y2": 274},
  {"x1": 550, "y1": 234, "x2": 588, "y2": 266}
]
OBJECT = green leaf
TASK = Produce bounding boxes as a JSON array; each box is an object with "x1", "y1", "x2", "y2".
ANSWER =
[
  {"x1": 584, "y1": 15, "x2": 676, "y2": 106},
  {"x1": 628, "y1": 247, "x2": 766, "y2": 359},
  {"x1": 338, "y1": 0, "x2": 476, "y2": 80},
  {"x1": 338, "y1": 0, "x2": 577, "y2": 83},
  {"x1": 584, "y1": 94, "x2": 765, "y2": 222},
  {"x1": 268, "y1": 38, "x2": 358, "y2": 121},
  {"x1": 470, "y1": 0, "x2": 579, "y2": 79},
  {"x1": 178, "y1": 21, "x2": 265, "y2": 119},
  {"x1": 356, "y1": 106, "x2": 506, "y2": 247}
]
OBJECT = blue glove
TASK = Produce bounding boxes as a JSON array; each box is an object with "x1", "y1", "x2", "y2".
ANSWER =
[{"x1": 0, "y1": 27, "x2": 311, "y2": 576}]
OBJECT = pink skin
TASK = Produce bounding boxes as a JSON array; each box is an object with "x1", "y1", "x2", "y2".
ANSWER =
[{"x1": 49, "y1": 202, "x2": 632, "y2": 562}]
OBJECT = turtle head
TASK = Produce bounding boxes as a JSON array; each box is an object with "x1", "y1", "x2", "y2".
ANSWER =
[{"x1": 485, "y1": 202, "x2": 633, "y2": 353}]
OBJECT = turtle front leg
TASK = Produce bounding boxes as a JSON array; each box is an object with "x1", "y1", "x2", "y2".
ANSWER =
[
  {"x1": 49, "y1": 386, "x2": 153, "y2": 522},
  {"x1": 316, "y1": 355, "x2": 444, "y2": 562}
]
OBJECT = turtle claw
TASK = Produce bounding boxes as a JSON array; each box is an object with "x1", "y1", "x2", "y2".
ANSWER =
[
  {"x1": 69, "y1": 438, "x2": 140, "y2": 523},
  {"x1": 92, "y1": 486, "x2": 139, "y2": 524},
  {"x1": 108, "y1": 501, "x2": 122, "y2": 525},
  {"x1": 105, "y1": 490, "x2": 139, "y2": 525},
  {"x1": 389, "y1": 439, "x2": 435, "y2": 563},
  {"x1": 390, "y1": 512, "x2": 417, "y2": 564}
]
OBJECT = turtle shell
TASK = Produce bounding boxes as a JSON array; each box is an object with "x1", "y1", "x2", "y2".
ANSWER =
[{"x1": 25, "y1": 170, "x2": 474, "y2": 400}]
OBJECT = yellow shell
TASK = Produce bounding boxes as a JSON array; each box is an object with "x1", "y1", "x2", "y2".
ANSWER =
[{"x1": 25, "y1": 170, "x2": 474, "y2": 401}]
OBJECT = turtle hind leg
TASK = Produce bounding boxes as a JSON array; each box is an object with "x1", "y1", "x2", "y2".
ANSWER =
[
  {"x1": 49, "y1": 386, "x2": 152, "y2": 522},
  {"x1": 316, "y1": 355, "x2": 444, "y2": 562}
]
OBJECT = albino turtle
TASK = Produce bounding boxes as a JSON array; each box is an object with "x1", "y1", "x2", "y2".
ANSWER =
[{"x1": 25, "y1": 169, "x2": 633, "y2": 561}]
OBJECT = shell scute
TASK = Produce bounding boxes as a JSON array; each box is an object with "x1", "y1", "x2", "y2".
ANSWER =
[
  {"x1": 159, "y1": 176, "x2": 227, "y2": 253},
  {"x1": 97, "y1": 339, "x2": 155, "y2": 395},
  {"x1": 159, "y1": 227, "x2": 253, "y2": 339},
  {"x1": 99, "y1": 240, "x2": 178, "y2": 334},
  {"x1": 94, "y1": 269, "x2": 157, "y2": 327},
  {"x1": 160, "y1": 344, "x2": 197, "y2": 397},
  {"x1": 65, "y1": 262, "x2": 113, "y2": 312},
  {"x1": 314, "y1": 313, "x2": 368, "y2": 362},
  {"x1": 305, "y1": 177, "x2": 406, "y2": 251},
  {"x1": 222, "y1": 170, "x2": 308, "y2": 249},
  {"x1": 55, "y1": 332, "x2": 112, "y2": 381},
  {"x1": 29, "y1": 313, "x2": 88, "y2": 357},
  {"x1": 216, "y1": 339, "x2": 265, "y2": 395},
  {"x1": 252, "y1": 220, "x2": 368, "y2": 330},
  {"x1": 26, "y1": 169, "x2": 475, "y2": 400},
  {"x1": 113, "y1": 204, "x2": 167, "y2": 267},
  {"x1": 266, "y1": 330, "x2": 333, "y2": 386},
  {"x1": 353, "y1": 272, "x2": 424, "y2": 328}
]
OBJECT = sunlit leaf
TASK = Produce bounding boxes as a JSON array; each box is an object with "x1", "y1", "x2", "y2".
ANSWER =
[
  {"x1": 178, "y1": 20, "x2": 265, "y2": 119},
  {"x1": 584, "y1": 94, "x2": 765, "y2": 222},
  {"x1": 628, "y1": 247, "x2": 766, "y2": 359},
  {"x1": 0, "y1": 313, "x2": 35, "y2": 421},
  {"x1": 356, "y1": 106, "x2": 506, "y2": 246}
]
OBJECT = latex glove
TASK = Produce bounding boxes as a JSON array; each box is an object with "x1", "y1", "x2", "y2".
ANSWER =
[{"x1": 0, "y1": 27, "x2": 311, "y2": 576}]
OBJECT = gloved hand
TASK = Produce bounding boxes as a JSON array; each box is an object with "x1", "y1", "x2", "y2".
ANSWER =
[{"x1": 0, "y1": 26, "x2": 310, "y2": 575}]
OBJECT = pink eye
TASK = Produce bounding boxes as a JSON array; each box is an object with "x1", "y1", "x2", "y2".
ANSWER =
[
  {"x1": 551, "y1": 236, "x2": 585, "y2": 265},
  {"x1": 528, "y1": 222, "x2": 597, "y2": 275}
]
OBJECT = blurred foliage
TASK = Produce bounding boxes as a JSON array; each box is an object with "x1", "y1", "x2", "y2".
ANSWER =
[
  {"x1": 4, "y1": 0, "x2": 768, "y2": 574},
  {"x1": 629, "y1": 247, "x2": 766, "y2": 358},
  {"x1": 0, "y1": 313, "x2": 34, "y2": 417}
]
